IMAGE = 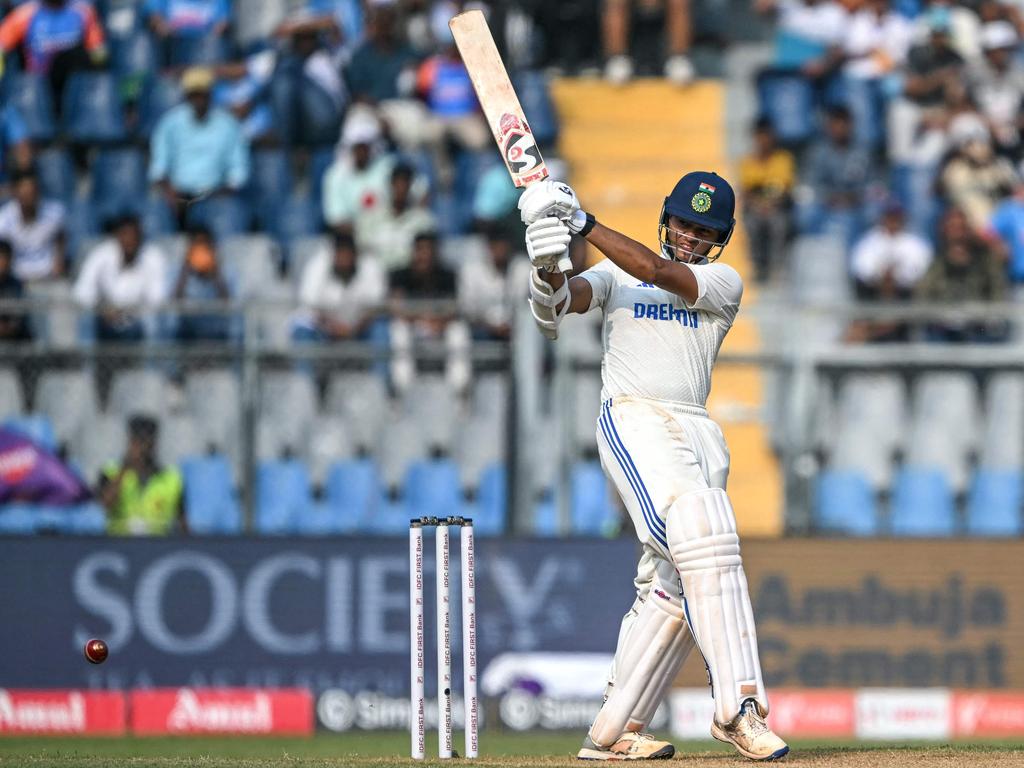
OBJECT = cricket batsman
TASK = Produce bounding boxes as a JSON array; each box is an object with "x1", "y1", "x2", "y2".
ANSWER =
[{"x1": 519, "y1": 172, "x2": 789, "y2": 761}]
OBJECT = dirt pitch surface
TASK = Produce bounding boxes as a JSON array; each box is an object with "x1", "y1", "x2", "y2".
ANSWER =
[{"x1": 0, "y1": 732, "x2": 1021, "y2": 768}]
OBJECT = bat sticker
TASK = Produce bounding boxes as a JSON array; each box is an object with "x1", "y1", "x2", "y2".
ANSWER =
[{"x1": 498, "y1": 112, "x2": 543, "y2": 181}]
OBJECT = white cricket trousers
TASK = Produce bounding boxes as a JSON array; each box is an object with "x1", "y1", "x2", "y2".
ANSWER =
[{"x1": 596, "y1": 395, "x2": 730, "y2": 561}]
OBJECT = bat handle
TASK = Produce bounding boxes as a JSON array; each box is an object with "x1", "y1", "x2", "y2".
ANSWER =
[{"x1": 557, "y1": 255, "x2": 573, "y2": 274}]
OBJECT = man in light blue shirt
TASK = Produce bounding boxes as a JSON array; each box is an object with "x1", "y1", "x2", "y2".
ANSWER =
[{"x1": 148, "y1": 67, "x2": 250, "y2": 220}]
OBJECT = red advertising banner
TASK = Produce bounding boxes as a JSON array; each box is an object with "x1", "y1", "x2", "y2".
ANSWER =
[
  {"x1": 130, "y1": 688, "x2": 312, "y2": 735},
  {"x1": 953, "y1": 691, "x2": 1024, "y2": 738},
  {"x1": 767, "y1": 689, "x2": 855, "y2": 737},
  {"x1": 0, "y1": 689, "x2": 125, "y2": 734}
]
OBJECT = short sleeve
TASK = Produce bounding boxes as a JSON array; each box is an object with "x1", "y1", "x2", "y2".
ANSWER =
[
  {"x1": 684, "y1": 262, "x2": 743, "y2": 322},
  {"x1": 578, "y1": 259, "x2": 617, "y2": 312}
]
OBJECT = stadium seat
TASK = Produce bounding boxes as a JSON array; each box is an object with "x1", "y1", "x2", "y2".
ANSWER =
[
  {"x1": 256, "y1": 459, "x2": 312, "y2": 534},
  {"x1": 186, "y1": 196, "x2": 252, "y2": 240},
  {"x1": 111, "y1": 30, "x2": 157, "y2": 76},
  {"x1": 258, "y1": 371, "x2": 317, "y2": 455},
  {"x1": 92, "y1": 148, "x2": 147, "y2": 218},
  {"x1": 36, "y1": 370, "x2": 98, "y2": 450},
  {"x1": 324, "y1": 458, "x2": 383, "y2": 531},
  {"x1": 185, "y1": 369, "x2": 241, "y2": 458},
  {"x1": 294, "y1": 501, "x2": 348, "y2": 536},
  {"x1": 325, "y1": 372, "x2": 390, "y2": 456},
  {"x1": 140, "y1": 195, "x2": 176, "y2": 238},
  {"x1": 378, "y1": 415, "x2": 427, "y2": 493},
  {"x1": 7, "y1": 74, "x2": 56, "y2": 141},
  {"x1": 980, "y1": 373, "x2": 1024, "y2": 470},
  {"x1": 966, "y1": 470, "x2": 1023, "y2": 536},
  {"x1": 137, "y1": 75, "x2": 183, "y2": 136},
  {"x1": 889, "y1": 163, "x2": 941, "y2": 238},
  {"x1": 249, "y1": 148, "x2": 294, "y2": 224},
  {"x1": 755, "y1": 69, "x2": 817, "y2": 147},
  {"x1": 266, "y1": 194, "x2": 321, "y2": 245},
  {"x1": 74, "y1": 413, "x2": 127, "y2": 485},
  {"x1": 511, "y1": 71, "x2": 559, "y2": 148},
  {"x1": 63, "y1": 199, "x2": 100, "y2": 267},
  {"x1": 367, "y1": 498, "x2": 411, "y2": 535},
  {"x1": 403, "y1": 375, "x2": 458, "y2": 455},
  {"x1": 183, "y1": 455, "x2": 242, "y2": 534},
  {"x1": 823, "y1": 75, "x2": 885, "y2": 151},
  {"x1": 308, "y1": 415, "x2": 353, "y2": 489},
  {"x1": 35, "y1": 147, "x2": 77, "y2": 203},
  {"x1": 219, "y1": 234, "x2": 280, "y2": 297},
  {"x1": 287, "y1": 235, "x2": 331, "y2": 285},
  {"x1": 108, "y1": 368, "x2": 168, "y2": 418},
  {"x1": 67, "y1": 502, "x2": 108, "y2": 534},
  {"x1": 571, "y1": 461, "x2": 616, "y2": 535},
  {"x1": 404, "y1": 458, "x2": 462, "y2": 520},
  {"x1": 890, "y1": 468, "x2": 956, "y2": 537},
  {"x1": 455, "y1": 414, "x2": 503, "y2": 493},
  {"x1": 473, "y1": 463, "x2": 506, "y2": 536},
  {"x1": 309, "y1": 147, "x2": 334, "y2": 204},
  {"x1": 168, "y1": 33, "x2": 229, "y2": 67},
  {"x1": 815, "y1": 469, "x2": 879, "y2": 535},
  {"x1": 158, "y1": 414, "x2": 201, "y2": 466},
  {"x1": 0, "y1": 369, "x2": 25, "y2": 420},
  {"x1": 3, "y1": 414, "x2": 57, "y2": 453},
  {"x1": 533, "y1": 491, "x2": 559, "y2": 537},
  {"x1": 906, "y1": 373, "x2": 980, "y2": 494},
  {"x1": 0, "y1": 505, "x2": 38, "y2": 534},
  {"x1": 62, "y1": 72, "x2": 127, "y2": 143}
]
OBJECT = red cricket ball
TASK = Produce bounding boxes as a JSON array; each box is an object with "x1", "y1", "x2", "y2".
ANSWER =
[{"x1": 84, "y1": 638, "x2": 108, "y2": 664}]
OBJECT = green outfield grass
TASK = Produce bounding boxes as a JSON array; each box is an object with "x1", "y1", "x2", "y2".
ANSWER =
[{"x1": 0, "y1": 732, "x2": 1021, "y2": 768}]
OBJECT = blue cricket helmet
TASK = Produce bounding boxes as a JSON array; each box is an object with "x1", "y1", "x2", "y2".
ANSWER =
[{"x1": 659, "y1": 171, "x2": 736, "y2": 262}]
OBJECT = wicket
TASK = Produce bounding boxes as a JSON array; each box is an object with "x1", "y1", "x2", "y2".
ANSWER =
[{"x1": 409, "y1": 516, "x2": 478, "y2": 760}]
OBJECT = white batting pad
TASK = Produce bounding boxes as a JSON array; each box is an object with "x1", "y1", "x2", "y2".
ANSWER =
[
  {"x1": 666, "y1": 487, "x2": 768, "y2": 724},
  {"x1": 589, "y1": 588, "x2": 690, "y2": 746}
]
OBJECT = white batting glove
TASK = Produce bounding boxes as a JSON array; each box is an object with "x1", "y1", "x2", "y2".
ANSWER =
[
  {"x1": 525, "y1": 217, "x2": 572, "y2": 269},
  {"x1": 518, "y1": 179, "x2": 580, "y2": 224}
]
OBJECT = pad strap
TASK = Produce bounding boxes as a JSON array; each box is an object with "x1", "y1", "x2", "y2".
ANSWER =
[{"x1": 529, "y1": 268, "x2": 571, "y2": 340}]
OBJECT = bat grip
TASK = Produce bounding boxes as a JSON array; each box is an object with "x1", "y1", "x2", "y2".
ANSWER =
[{"x1": 556, "y1": 255, "x2": 573, "y2": 274}]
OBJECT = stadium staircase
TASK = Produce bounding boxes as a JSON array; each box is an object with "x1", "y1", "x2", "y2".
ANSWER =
[{"x1": 550, "y1": 78, "x2": 782, "y2": 536}]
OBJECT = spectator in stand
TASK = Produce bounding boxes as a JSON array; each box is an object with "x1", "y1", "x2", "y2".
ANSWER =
[
  {"x1": 846, "y1": 201, "x2": 933, "y2": 343},
  {"x1": 0, "y1": 239, "x2": 30, "y2": 342},
  {"x1": 73, "y1": 212, "x2": 166, "y2": 342},
  {"x1": 144, "y1": 0, "x2": 229, "y2": 62},
  {"x1": 293, "y1": 231, "x2": 386, "y2": 342},
  {"x1": 988, "y1": 180, "x2": 1024, "y2": 288},
  {"x1": 172, "y1": 225, "x2": 235, "y2": 342},
  {"x1": 842, "y1": 0, "x2": 914, "y2": 82},
  {"x1": 358, "y1": 162, "x2": 435, "y2": 270},
  {"x1": 211, "y1": 50, "x2": 278, "y2": 144},
  {"x1": 919, "y1": 205, "x2": 1008, "y2": 341},
  {"x1": 457, "y1": 226, "x2": 530, "y2": 342},
  {"x1": 415, "y1": 29, "x2": 489, "y2": 188},
  {"x1": 602, "y1": 0, "x2": 695, "y2": 85},
  {"x1": 322, "y1": 109, "x2": 395, "y2": 235},
  {"x1": 911, "y1": 0, "x2": 983, "y2": 63},
  {"x1": 99, "y1": 414, "x2": 186, "y2": 536},
  {"x1": 283, "y1": 0, "x2": 363, "y2": 56},
  {"x1": 148, "y1": 67, "x2": 251, "y2": 227},
  {"x1": 753, "y1": 0, "x2": 849, "y2": 73},
  {"x1": 0, "y1": 104, "x2": 31, "y2": 196},
  {"x1": 739, "y1": 116, "x2": 795, "y2": 283},
  {"x1": 0, "y1": 0, "x2": 106, "y2": 106},
  {"x1": 969, "y1": 21, "x2": 1024, "y2": 160},
  {"x1": 0, "y1": 166, "x2": 65, "y2": 281},
  {"x1": 389, "y1": 230, "x2": 470, "y2": 394},
  {"x1": 940, "y1": 121, "x2": 1018, "y2": 231},
  {"x1": 344, "y1": 4, "x2": 421, "y2": 147},
  {"x1": 800, "y1": 105, "x2": 877, "y2": 246}
]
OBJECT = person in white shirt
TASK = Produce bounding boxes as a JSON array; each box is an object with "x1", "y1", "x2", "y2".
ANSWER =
[
  {"x1": 73, "y1": 213, "x2": 167, "y2": 342},
  {"x1": 293, "y1": 231, "x2": 386, "y2": 341},
  {"x1": 457, "y1": 227, "x2": 530, "y2": 341},
  {"x1": 0, "y1": 167, "x2": 66, "y2": 282},
  {"x1": 851, "y1": 201, "x2": 933, "y2": 299},
  {"x1": 519, "y1": 173, "x2": 788, "y2": 762},
  {"x1": 321, "y1": 108, "x2": 396, "y2": 234},
  {"x1": 356, "y1": 162, "x2": 435, "y2": 270}
]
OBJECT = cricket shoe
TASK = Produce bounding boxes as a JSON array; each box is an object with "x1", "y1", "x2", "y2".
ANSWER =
[
  {"x1": 711, "y1": 700, "x2": 789, "y2": 761},
  {"x1": 577, "y1": 731, "x2": 675, "y2": 760}
]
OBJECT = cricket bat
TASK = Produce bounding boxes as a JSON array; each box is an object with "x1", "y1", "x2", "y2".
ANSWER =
[{"x1": 449, "y1": 9, "x2": 573, "y2": 273}]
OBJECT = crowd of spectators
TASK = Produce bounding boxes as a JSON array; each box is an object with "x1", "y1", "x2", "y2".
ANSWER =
[{"x1": 745, "y1": 0, "x2": 1024, "y2": 343}]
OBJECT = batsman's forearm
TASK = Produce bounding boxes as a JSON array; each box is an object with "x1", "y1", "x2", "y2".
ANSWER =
[{"x1": 585, "y1": 222, "x2": 663, "y2": 284}]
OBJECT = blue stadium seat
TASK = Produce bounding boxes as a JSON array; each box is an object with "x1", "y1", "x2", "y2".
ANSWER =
[
  {"x1": 533, "y1": 491, "x2": 558, "y2": 537},
  {"x1": 168, "y1": 33, "x2": 229, "y2": 67},
  {"x1": 137, "y1": 75, "x2": 183, "y2": 136},
  {"x1": 571, "y1": 461, "x2": 616, "y2": 535},
  {"x1": 309, "y1": 147, "x2": 334, "y2": 204},
  {"x1": 511, "y1": 71, "x2": 558, "y2": 147},
  {"x1": 267, "y1": 194, "x2": 320, "y2": 245},
  {"x1": 140, "y1": 195, "x2": 175, "y2": 238},
  {"x1": 183, "y1": 456, "x2": 242, "y2": 534},
  {"x1": 7, "y1": 74, "x2": 56, "y2": 141},
  {"x1": 473, "y1": 463, "x2": 506, "y2": 536},
  {"x1": 35, "y1": 147, "x2": 76, "y2": 203},
  {"x1": 3, "y1": 414, "x2": 57, "y2": 453},
  {"x1": 0, "y1": 504, "x2": 38, "y2": 534},
  {"x1": 404, "y1": 459, "x2": 462, "y2": 519},
  {"x1": 453, "y1": 150, "x2": 492, "y2": 222},
  {"x1": 324, "y1": 459, "x2": 382, "y2": 531},
  {"x1": 92, "y1": 148, "x2": 147, "y2": 218},
  {"x1": 967, "y1": 470, "x2": 1022, "y2": 536},
  {"x1": 772, "y1": 30, "x2": 828, "y2": 69},
  {"x1": 756, "y1": 69, "x2": 817, "y2": 147},
  {"x1": 67, "y1": 502, "x2": 107, "y2": 534},
  {"x1": 889, "y1": 164, "x2": 941, "y2": 239},
  {"x1": 256, "y1": 459, "x2": 312, "y2": 534},
  {"x1": 891, "y1": 468, "x2": 956, "y2": 537},
  {"x1": 432, "y1": 191, "x2": 464, "y2": 237},
  {"x1": 366, "y1": 498, "x2": 410, "y2": 535},
  {"x1": 111, "y1": 30, "x2": 157, "y2": 76},
  {"x1": 186, "y1": 195, "x2": 251, "y2": 239},
  {"x1": 294, "y1": 502, "x2": 345, "y2": 536},
  {"x1": 823, "y1": 75, "x2": 885, "y2": 152},
  {"x1": 62, "y1": 72, "x2": 126, "y2": 143},
  {"x1": 815, "y1": 469, "x2": 879, "y2": 535},
  {"x1": 249, "y1": 148, "x2": 294, "y2": 223},
  {"x1": 64, "y1": 198, "x2": 99, "y2": 264}
]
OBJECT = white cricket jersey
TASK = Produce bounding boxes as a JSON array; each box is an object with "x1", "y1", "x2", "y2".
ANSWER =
[{"x1": 579, "y1": 259, "x2": 743, "y2": 408}]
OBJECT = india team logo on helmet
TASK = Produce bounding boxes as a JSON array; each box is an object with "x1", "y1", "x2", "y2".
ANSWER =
[{"x1": 659, "y1": 171, "x2": 736, "y2": 263}]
